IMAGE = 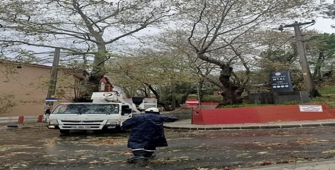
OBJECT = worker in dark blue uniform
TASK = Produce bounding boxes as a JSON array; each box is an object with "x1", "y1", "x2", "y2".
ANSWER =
[{"x1": 121, "y1": 107, "x2": 178, "y2": 163}]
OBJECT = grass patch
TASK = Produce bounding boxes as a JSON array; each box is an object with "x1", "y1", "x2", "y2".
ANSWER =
[
  {"x1": 218, "y1": 101, "x2": 300, "y2": 109},
  {"x1": 317, "y1": 85, "x2": 335, "y2": 95},
  {"x1": 310, "y1": 85, "x2": 335, "y2": 108},
  {"x1": 310, "y1": 95, "x2": 335, "y2": 108}
]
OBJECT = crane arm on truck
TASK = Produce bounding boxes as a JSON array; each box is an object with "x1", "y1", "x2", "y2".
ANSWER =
[{"x1": 91, "y1": 92, "x2": 141, "y2": 113}]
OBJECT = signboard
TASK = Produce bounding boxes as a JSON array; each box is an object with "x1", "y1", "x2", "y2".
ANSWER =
[
  {"x1": 270, "y1": 71, "x2": 293, "y2": 92},
  {"x1": 299, "y1": 105, "x2": 323, "y2": 112},
  {"x1": 100, "y1": 82, "x2": 105, "y2": 91},
  {"x1": 45, "y1": 98, "x2": 58, "y2": 102}
]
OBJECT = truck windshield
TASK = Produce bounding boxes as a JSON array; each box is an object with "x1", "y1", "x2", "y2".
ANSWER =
[{"x1": 52, "y1": 104, "x2": 119, "y2": 114}]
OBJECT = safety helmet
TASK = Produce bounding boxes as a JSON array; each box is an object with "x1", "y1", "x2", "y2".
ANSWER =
[{"x1": 145, "y1": 107, "x2": 160, "y2": 114}]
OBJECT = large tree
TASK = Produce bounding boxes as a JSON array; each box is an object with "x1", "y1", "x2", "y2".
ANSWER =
[
  {"x1": 306, "y1": 33, "x2": 335, "y2": 80},
  {"x1": 149, "y1": 29, "x2": 220, "y2": 101},
  {"x1": 0, "y1": 0, "x2": 175, "y2": 92},
  {"x1": 106, "y1": 48, "x2": 197, "y2": 110},
  {"x1": 321, "y1": 0, "x2": 335, "y2": 19},
  {"x1": 251, "y1": 30, "x2": 302, "y2": 92},
  {"x1": 176, "y1": 0, "x2": 317, "y2": 105}
]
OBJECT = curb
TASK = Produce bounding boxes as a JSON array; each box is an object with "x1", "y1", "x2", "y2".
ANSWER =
[
  {"x1": 163, "y1": 122, "x2": 335, "y2": 130},
  {"x1": 0, "y1": 115, "x2": 44, "y2": 124},
  {"x1": 238, "y1": 158, "x2": 335, "y2": 170}
]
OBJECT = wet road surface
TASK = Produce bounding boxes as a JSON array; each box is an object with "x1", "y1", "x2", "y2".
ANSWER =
[{"x1": 0, "y1": 124, "x2": 335, "y2": 170}]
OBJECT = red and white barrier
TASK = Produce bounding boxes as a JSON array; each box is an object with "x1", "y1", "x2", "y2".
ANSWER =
[{"x1": 0, "y1": 115, "x2": 44, "y2": 124}]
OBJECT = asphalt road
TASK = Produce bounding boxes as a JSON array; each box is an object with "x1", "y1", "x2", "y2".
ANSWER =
[{"x1": 1, "y1": 124, "x2": 335, "y2": 170}]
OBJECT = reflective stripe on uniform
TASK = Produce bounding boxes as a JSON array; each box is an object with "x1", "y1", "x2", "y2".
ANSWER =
[
  {"x1": 144, "y1": 149, "x2": 155, "y2": 152},
  {"x1": 132, "y1": 148, "x2": 144, "y2": 151}
]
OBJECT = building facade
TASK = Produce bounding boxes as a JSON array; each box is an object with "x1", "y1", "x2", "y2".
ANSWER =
[{"x1": 0, "y1": 61, "x2": 86, "y2": 117}]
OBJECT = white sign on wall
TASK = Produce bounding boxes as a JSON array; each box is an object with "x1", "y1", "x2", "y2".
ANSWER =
[
  {"x1": 100, "y1": 82, "x2": 105, "y2": 91},
  {"x1": 299, "y1": 105, "x2": 323, "y2": 112}
]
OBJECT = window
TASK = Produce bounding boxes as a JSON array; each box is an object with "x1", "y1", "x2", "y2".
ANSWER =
[{"x1": 52, "y1": 104, "x2": 119, "y2": 114}]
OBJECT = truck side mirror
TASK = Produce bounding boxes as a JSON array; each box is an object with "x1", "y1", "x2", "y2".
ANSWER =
[{"x1": 123, "y1": 108, "x2": 132, "y2": 114}]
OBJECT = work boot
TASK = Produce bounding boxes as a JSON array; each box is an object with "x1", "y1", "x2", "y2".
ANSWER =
[
  {"x1": 126, "y1": 156, "x2": 148, "y2": 164},
  {"x1": 143, "y1": 152, "x2": 156, "y2": 159},
  {"x1": 147, "y1": 153, "x2": 156, "y2": 159}
]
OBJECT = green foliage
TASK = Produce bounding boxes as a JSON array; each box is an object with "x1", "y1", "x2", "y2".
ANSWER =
[
  {"x1": 306, "y1": 33, "x2": 335, "y2": 80},
  {"x1": 0, "y1": 0, "x2": 175, "y2": 93},
  {"x1": 310, "y1": 95, "x2": 335, "y2": 108},
  {"x1": 317, "y1": 85, "x2": 335, "y2": 95},
  {"x1": 201, "y1": 95, "x2": 222, "y2": 102},
  {"x1": 216, "y1": 85, "x2": 335, "y2": 108},
  {"x1": 106, "y1": 49, "x2": 199, "y2": 100},
  {"x1": 218, "y1": 104, "x2": 272, "y2": 108},
  {"x1": 282, "y1": 101, "x2": 300, "y2": 105},
  {"x1": 174, "y1": 94, "x2": 223, "y2": 104},
  {"x1": 217, "y1": 102, "x2": 300, "y2": 108},
  {"x1": 249, "y1": 30, "x2": 335, "y2": 93},
  {"x1": 320, "y1": 1, "x2": 335, "y2": 19},
  {"x1": 0, "y1": 0, "x2": 320, "y2": 107}
]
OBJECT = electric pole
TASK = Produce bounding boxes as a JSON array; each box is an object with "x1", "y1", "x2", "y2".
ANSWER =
[
  {"x1": 46, "y1": 48, "x2": 61, "y2": 108},
  {"x1": 279, "y1": 21, "x2": 320, "y2": 97}
]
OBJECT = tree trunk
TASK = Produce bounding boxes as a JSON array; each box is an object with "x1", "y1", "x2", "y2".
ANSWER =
[
  {"x1": 197, "y1": 54, "x2": 244, "y2": 106},
  {"x1": 180, "y1": 84, "x2": 193, "y2": 104},
  {"x1": 313, "y1": 51, "x2": 324, "y2": 80},
  {"x1": 145, "y1": 83, "x2": 171, "y2": 111},
  {"x1": 74, "y1": 0, "x2": 108, "y2": 93},
  {"x1": 171, "y1": 85, "x2": 176, "y2": 110},
  {"x1": 217, "y1": 65, "x2": 243, "y2": 107},
  {"x1": 87, "y1": 43, "x2": 107, "y2": 92},
  {"x1": 199, "y1": 80, "x2": 205, "y2": 101},
  {"x1": 141, "y1": 87, "x2": 149, "y2": 97}
]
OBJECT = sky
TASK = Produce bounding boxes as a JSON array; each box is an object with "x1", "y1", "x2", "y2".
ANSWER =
[
  {"x1": 309, "y1": 18, "x2": 335, "y2": 33},
  {"x1": 310, "y1": 0, "x2": 335, "y2": 33}
]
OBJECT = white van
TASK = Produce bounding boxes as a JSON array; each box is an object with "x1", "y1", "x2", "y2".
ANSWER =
[{"x1": 47, "y1": 102, "x2": 132, "y2": 134}]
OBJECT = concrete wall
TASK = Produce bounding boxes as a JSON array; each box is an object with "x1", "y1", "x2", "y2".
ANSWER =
[{"x1": 0, "y1": 63, "x2": 83, "y2": 117}]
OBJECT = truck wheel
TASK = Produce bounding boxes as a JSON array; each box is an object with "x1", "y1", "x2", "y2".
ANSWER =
[
  {"x1": 115, "y1": 126, "x2": 122, "y2": 131},
  {"x1": 93, "y1": 130, "x2": 104, "y2": 134},
  {"x1": 59, "y1": 130, "x2": 70, "y2": 135}
]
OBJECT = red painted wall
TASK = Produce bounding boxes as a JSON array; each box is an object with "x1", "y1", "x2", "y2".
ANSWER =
[{"x1": 192, "y1": 104, "x2": 335, "y2": 125}]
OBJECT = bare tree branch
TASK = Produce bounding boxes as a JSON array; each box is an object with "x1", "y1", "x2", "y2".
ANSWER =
[
  {"x1": 0, "y1": 40, "x2": 95, "y2": 55},
  {"x1": 202, "y1": 0, "x2": 236, "y2": 52},
  {"x1": 187, "y1": 1, "x2": 207, "y2": 52},
  {"x1": 105, "y1": 10, "x2": 171, "y2": 44}
]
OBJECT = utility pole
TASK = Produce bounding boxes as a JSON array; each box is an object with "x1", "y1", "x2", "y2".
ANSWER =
[
  {"x1": 46, "y1": 48, "x2": 61, "y2": 109},
  {"x1": 197, "y1": 82, "x2": 201, "y2": 108},
  {"x1": 279, "y1": 21, "x2": 320, "y2": 97}
]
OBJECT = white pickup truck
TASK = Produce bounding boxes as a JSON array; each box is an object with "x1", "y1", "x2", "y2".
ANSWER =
[{"x1": 47, "y1": 92, "x2": 137, "y2": 135}]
